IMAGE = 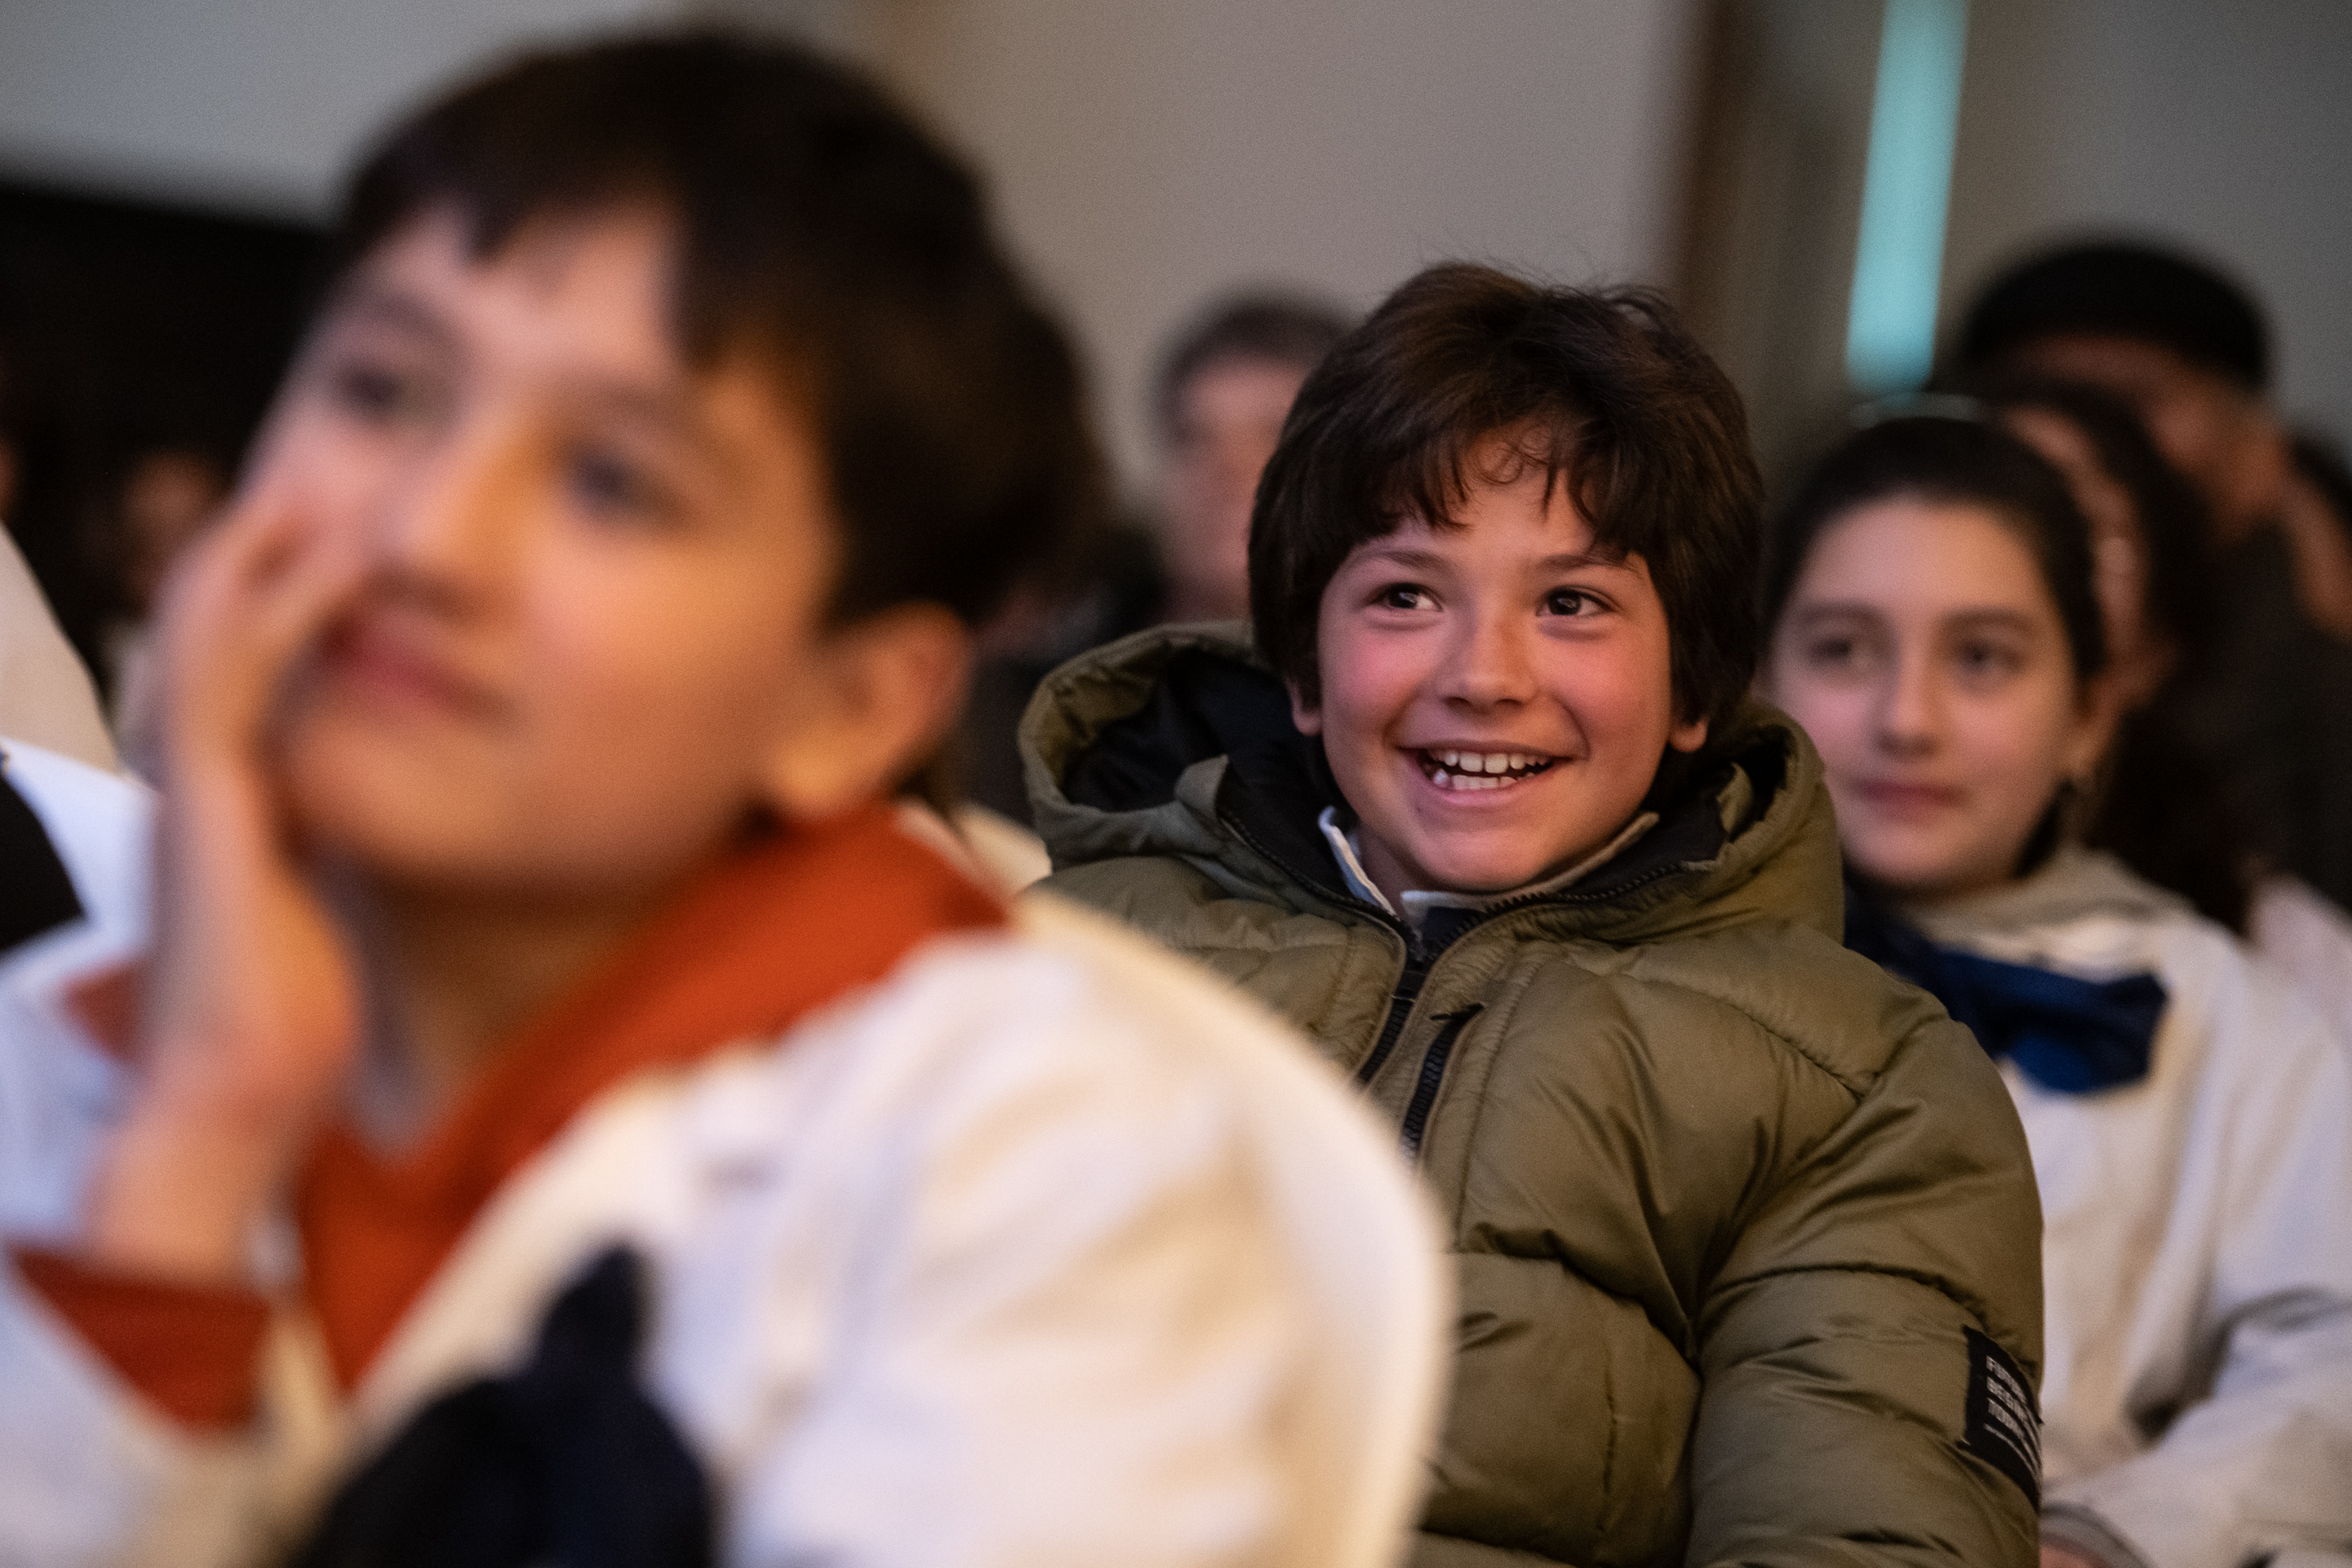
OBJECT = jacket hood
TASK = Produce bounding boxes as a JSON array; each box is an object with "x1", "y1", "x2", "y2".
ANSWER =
[
  {"x1": 1904, "y1": 844, "x2": 2188, "y2": 944},
  {"x1": 1020, "y1": 622, "x2": 1848, "y2": 946}
]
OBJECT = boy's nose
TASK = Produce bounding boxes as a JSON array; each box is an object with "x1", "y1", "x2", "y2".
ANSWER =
[
  {"x1": 366, "y1": 420, "x2": 527, "y2": 612},
  {"x1": 1440, "y1": 611, "x2": 1539, "y2": 709}
]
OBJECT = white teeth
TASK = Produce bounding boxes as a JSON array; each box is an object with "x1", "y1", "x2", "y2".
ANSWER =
[{"x1": 1422, "y1": 749, "x2": 1555, "y2": 787}]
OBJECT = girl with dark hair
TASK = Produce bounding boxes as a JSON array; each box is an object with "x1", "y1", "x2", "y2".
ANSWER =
[{"x1": 1762, "y1": 416, "x2": 2352, "y2": 1568}]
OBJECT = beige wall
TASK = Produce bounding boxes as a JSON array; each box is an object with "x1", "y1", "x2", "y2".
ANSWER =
[
  {"x1": 0, "y1": 0, "x2": 1708, "y2": 492},
  {"x1": 866, "y1": 0, "x2": 1705, "y2": 488},
  {"x1": 0, "y1": 0, "x2": 677, "y2": 213}
]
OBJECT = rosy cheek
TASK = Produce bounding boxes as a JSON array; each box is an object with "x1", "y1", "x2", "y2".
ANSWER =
[{"x1": 1785, "y1": 688, "x2": 1868, "y2": 773}]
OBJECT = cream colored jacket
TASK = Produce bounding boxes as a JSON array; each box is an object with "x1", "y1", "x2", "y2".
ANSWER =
[
  {"x1": 1912, "y1": 851, "x2": 2352, "y2": 1568},
  {"x1": 0, "y1": 742, "x2": 1448, "y2": 1568}
]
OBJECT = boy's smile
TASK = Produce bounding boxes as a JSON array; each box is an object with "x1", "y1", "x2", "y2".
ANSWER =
[{"x1": 1291, "y1": 441, "x2": 1706, "y2": 909}]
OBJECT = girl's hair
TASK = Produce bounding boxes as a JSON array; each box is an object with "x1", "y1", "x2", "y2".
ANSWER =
[
  {"x1": 1760, "y1": 415, "x2": 2107, "y2": 684},
  {"x1": 1969, "y1": 377, "x2": 2218, "y2": 663}
]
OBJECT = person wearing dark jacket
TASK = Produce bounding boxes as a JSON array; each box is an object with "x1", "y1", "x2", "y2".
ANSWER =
[{"x1": 1022, "y1": 263, "x2": 2046, "y2": 1568}]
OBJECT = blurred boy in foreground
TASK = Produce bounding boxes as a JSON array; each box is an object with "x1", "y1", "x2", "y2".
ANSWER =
[{"x1": 0, "y1": 34, "x2": 1444, "y2": 1566}]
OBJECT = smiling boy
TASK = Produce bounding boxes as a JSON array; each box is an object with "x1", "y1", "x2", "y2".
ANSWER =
[
  {"x1": 1025, "y1": 265, "x2": 2047, "y2": 1567},
  {"x1": 0, "y1": 35, "x2": 1448, "y2": 1567}
]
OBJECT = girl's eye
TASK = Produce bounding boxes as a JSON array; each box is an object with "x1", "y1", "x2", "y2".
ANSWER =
[
  {"x1": 1542, "y1": 588, "x2": 1600, "y2": 617},
  {"x1": 1373, "y1": 583, "x2": 1431, "y2": 612},
  {"x1": 567, "y1": 445, "x2": 677, "y2": 524},
  {"x1": 1951, "y1": 639, "x2": 2024, "y2": 682},
  {"x1": 1799, "y1": 632, "x2": 1879, "y2": 677}
]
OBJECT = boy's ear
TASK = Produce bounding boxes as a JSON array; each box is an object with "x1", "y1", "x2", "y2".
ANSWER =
[
  {"x1": 756, "y1": 604, "x2": 971, "y2": 823},
  {"x1": 1668, "y1": 714, "x2": 1709, "y2": 754},
  {"x1": 1287, "y1": 680, "x2": 1323, "y2": 736}
]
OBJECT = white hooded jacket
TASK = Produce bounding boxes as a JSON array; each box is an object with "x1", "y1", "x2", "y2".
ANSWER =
[
  {"x1": 0, "y1": 740, "x2": 1449, "y2": 1568},
  {"x1": 1908, "y1": 848, "x2": 2352, "y2": 1568}
]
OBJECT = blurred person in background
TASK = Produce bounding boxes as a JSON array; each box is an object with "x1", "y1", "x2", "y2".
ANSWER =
[
  {"x1": 1764, "y1": 414, "x2": 2352, "y2": 1568},
  {"x1": 955, "y1": 290, "x2": 1347, "y2": 827},
  {"x1": 1955, "y1": 241, "x2": 2352, "y2": 911},
  {"x1": 1970, "y1": 379, "x2": 2352, "y2": 1035},
  {"x1": 90, "y1": 439, "x2": 234, "y2": 773},
  {"x1": 0, "y1": 32, "x2": 1450, "y2": 1566},
  {"x1": 1152, "y1": 292, "x2": 1351, "y2": 625},
  {"x1": 2287, "y1": 430, "x2": 2352, "y2": 639}
]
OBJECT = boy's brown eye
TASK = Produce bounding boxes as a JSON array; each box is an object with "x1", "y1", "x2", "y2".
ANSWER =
[
  {"x1": 1543, "y1": 589, "x2": 1599, "y2": 617},
  {"x1": 1374, "y1": 584, "x2": 1430, "y2": 611},
  {"x1": 328, "y1": 359, "x2": 439, "y2": 425},
  {"x1": 567, "y1": 445, "x2": 677, "y2": 524}
]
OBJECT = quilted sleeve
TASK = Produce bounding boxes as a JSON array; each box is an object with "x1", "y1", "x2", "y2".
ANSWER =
[{"x1": 1687, "y1": 1011, "x2": 2045, "y2": 1568}]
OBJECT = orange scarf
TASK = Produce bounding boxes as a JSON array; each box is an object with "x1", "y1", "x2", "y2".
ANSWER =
[
  {"x1": 295, "y1": 803, "x2": 1006, "y2": 1388},
  {"x1": 24, "y1": 804, "x2": 1002, "y2": 1425}
]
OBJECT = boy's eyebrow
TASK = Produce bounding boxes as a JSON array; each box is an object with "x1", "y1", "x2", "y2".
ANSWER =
[
  {"x1": 332, "y1": 281, "x2": 735, "y2": 469},
  {"x1": 1353, "y1": 545, "x2": 1629, "y2": 573},
  {"x1": 1355, "y1": 543, "x2": 1450, "y2": 572},
  {"x1": 569, "y1": 382, "x2": 729, "y2": 464},
  {"x1": 331, "y1": 283, "x2": 459, "y2": 350}
]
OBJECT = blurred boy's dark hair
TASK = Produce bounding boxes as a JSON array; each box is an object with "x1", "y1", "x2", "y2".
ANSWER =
[
  {"x1": 1153, "y1": 293, "x2": 1352, "y2": 434},
  {"x1": 332, "y1": 31, "x2": 1103, "y2": 633},
  {"x1": 1247, "y1": 263, "x2": 1762, "y2": 736},
  {"x1": 1956, "y1": 241, "x2": 2270, "y2": 392}
]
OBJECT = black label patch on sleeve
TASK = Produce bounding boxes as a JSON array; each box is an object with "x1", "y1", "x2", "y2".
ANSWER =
[{"x1": 1960, "y1": 1327, "x2": 2042, "y2": 1506}]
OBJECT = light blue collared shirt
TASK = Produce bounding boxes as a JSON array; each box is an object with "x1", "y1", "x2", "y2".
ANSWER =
[{"x1": 1315, "y1": 806, "x2": 1658, "y2": 935}]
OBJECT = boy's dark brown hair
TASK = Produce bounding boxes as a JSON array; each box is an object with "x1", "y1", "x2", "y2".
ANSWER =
[
  {"x1": 328, "y1": 30, "x2": 1102, "y2": 632},
  {"x1": 1247, "y1": 263, "x2": 1762, "y2": 738}
]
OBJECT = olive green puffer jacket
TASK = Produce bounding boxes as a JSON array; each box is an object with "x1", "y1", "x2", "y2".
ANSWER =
[{"x1": 1022, "y1": 625, "x2": 2044, "y2": 1568}]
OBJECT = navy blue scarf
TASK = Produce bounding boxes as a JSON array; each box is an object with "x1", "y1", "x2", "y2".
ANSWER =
[{"x1": 1846, "y1": 884, "x2": 2168, "y2": 1094}]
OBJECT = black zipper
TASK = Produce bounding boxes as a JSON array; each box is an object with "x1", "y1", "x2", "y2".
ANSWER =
[
  {"x1": 1222, "y1": 801, "x2": 1693, "y2": 1127},
  {"x1": 1400, "y1": 1006, "x2": 1483, "y2": 1158},
  {"x1": 1356, "y1": 956, "x2": 1432, "y2": 1085}
]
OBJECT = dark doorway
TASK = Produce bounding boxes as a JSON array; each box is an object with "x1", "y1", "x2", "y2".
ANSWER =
[{"x1": 0, "y1": 178, "x2": 322, "y2": 692}]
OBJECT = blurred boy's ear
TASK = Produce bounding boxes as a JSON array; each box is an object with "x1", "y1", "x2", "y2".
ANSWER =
[{"x1": 757, "y1": 604, "x2": 971, "y2": 823}]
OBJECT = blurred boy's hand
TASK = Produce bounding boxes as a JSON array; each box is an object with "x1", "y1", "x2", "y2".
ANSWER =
[{"x1": 84, "y1": 488, "x2": 368, "y2": 1286}]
